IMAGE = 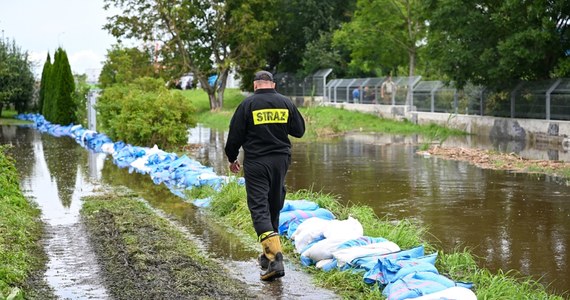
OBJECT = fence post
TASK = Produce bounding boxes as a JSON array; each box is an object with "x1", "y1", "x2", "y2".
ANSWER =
[
  {"x1": 454, "y1": 90, "x2": 458, "y2": 114},
  {"x1": 511, "y1": 82, "x2": 524, "y2": 118},
  {"x1": 546, "y1": 79, "x2": 561, "y2": 121},
  {"x1": 480, "y1": 88, "x2": 485, "y2": 116},
  {"x1": 87, "y1": 89, "x2": 100, "y2": 131}
]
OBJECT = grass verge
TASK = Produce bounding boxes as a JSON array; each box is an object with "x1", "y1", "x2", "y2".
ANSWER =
[
  {"x1": 80, "y1": 188, "x2": 255, "y2": 299},
  {"x1": 182, "y1": 89, "x2": 465, "y2": 141},
  {"x1": 0, "y1": 146, "x2": 55, "y2": 299},
  {"x1": 186, "y1": 180, "x2": 566, "y2": 299},
  {"x1": 0, "y1": 110, "x2": 32, "y2": 125}
]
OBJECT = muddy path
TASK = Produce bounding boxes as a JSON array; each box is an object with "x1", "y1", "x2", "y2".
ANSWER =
[{"x1": 3, "y1": 127, "x2": 338, "y2": 299}]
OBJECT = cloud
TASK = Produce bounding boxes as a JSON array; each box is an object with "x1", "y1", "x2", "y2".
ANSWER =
[
  {"x1": 27, "y1": 49, "x2": 104, "y2": 78},
  {"x1": 69, "y1": 50, "x2": 105, "y2": 74}
]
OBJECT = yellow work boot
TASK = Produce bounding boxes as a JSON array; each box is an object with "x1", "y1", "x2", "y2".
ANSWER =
[
  {"x1": 259, "y1": 233, "x2": 285, "y2": 281},
  {"x1": 258, "y1": 253, "x2": 269, "y2": 270}
]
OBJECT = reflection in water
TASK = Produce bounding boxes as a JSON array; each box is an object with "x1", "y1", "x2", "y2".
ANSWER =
[
  {"x1": 190, "y1": 126, "x2": 570, "y2": 295},
  {"x1": 41, "y1": 134, "x2": 80, "y2": 207},
  {"x1": 1, "y1": 127, "x2": 110, "y2": 299},
  {"x1": 1, "y1": 125, "x2": 338, "y2": 299}
]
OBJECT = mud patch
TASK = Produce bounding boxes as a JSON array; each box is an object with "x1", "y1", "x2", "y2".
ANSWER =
[
  {"x1": 420, "y1": 145, "x2": 570, "y2": 178},
  {"x1": 81, "y1": 193, "x2": 255, "y2": 299}
]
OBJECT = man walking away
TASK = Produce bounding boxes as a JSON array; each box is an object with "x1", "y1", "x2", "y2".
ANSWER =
[{"x1": 224, "y1": 70, "x2": 305, "y2": 281}]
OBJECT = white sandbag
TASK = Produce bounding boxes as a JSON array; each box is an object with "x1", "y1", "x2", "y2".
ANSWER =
[
  {"x1": 315, "y1": 258, "x2": 334, "y2": 269},
  {"x1": 130, "y1": 156, "x2": 152, "y2": 173},
  {"x1": 291, "y1": 217, "x2": 332, "y2": 253},
  {"x1": 405, "y1": 286, "x2": 476, "y2": 300},
  {"x1": 333, "y1": 241, "x2": 401, "y2": 268},
  {"x1": 301, "y1": 237, "x2": 355, "y2": 263},
  {"x1": 101, "y1": 143, "x2": 116, "y2": 154},
  {"x1": 323, "y1": 216, "x2": 363, "y2": 240}
]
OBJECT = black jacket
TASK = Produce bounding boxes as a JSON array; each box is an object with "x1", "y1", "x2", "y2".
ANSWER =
[{"x1": 224, "y1": 89, "x2": 305, "y2": 163}]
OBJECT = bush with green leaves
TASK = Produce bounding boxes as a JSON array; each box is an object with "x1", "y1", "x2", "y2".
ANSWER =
[{"x1": 97, "y1": 77, "x2": 197, "y2": 149}]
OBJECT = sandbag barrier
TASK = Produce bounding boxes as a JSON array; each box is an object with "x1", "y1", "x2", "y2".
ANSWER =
[
  {"x1": 15, "y1": 114, "x2": 242, "y2": 198},
  {"x1": 16, "y1": 113, "x2": 476, "y2": 300}
]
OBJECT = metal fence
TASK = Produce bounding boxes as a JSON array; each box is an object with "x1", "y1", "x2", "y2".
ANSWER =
[
  {"x1": 274, "y1": 70, "x2": 570, "y2": 121},
  {"x1": 274, "y1": 68, "x2": 333, "y2": 97}
]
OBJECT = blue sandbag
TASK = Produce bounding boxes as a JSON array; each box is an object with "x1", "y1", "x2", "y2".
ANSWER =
[
  {"x1": 364, "y1": 253, "x2": 438, "y2": 285},
  {"x1": 344, "y1": 245, "x2": 425, "y2": 272},
  {"x1": 382, "y1": 271, "x2": 472, "y2": 300},
  {"x1": 278, "y1": 208, "x2": 335, "y2": 236},
  {"x1": 281, "y1": 200, "x2": 320, "y2": 212}
]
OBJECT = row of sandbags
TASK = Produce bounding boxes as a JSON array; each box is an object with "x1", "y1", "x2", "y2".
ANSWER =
[
  {"x1": 16, "y1": 113, "x2": 476, "y2": 300},
  {"x1": 277, "y1": 200, "x2": 476, "y2": 300},
  {"x1": 15, "y1": 114, "x2": 242, "y2": 197}
]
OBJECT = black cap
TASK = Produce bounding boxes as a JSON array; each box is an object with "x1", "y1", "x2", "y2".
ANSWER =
[{"x1": 254, "y1": 71, "x2": 274, "y2": 82}]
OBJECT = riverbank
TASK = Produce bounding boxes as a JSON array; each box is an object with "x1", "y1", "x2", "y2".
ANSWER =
[
  {"x1": 189, "y1": 180, "x2": 565, "y2": 299},
  {"x1": 0, "y1": 146, "x2": 55, "y2": 299},
  {"x1": 420, "y1": 145, "x2": 570, "y2": 182}
]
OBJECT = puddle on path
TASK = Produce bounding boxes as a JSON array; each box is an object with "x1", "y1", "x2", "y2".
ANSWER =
[
  {"x1": 12, "y1": 129, "x2": 110, "y2": 299},
  {"x1": 101, "y1": 161, "x2": 340, "y2": 299}
]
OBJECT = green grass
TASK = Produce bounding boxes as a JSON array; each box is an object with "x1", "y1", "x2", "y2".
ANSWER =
[
  {"x1": 182, "y1": 89, "x2": 466, "y2": 139},
  {"x1": 182, "y1": 178, "x2": 566, "y2": 299},
  {"x1": 0, "y1": 109, "x2": 32, "y2": 125},
  {"x1": 0, "y1": 146, "x2": 50, "y2": 299}
]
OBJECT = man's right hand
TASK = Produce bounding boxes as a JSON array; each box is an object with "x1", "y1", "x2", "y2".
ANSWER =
[{"x1": 230, "y1": 160, "x2": 241, "y2": 173}]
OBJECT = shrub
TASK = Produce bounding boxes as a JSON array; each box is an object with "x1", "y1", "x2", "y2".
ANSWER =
[{"x1": 97, "y1": 77, "x2": 197, "y2": 148}]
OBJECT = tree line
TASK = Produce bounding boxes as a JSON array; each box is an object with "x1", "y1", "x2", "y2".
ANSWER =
[
  {"x1": 39, "y1": 48, "x2": 78, "y2": 125},
  {"x1": 100, "y1": 0, "x2": 570, "y2": 111},
  {"x1": 0, "y1": 38, "x2": 35, "y2": 117}
]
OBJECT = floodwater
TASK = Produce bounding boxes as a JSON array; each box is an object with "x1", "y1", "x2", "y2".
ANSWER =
[
  {"x1": 189, "y1": 126, "x2": 570, "y2": 296},
  {"x1": 1, "y1": 127, "x2": 109, "y2": 299},
  {"x1": 3, "y1": 123, "x2": 570, "y2": 297},
  {"x1": 0, "y1": 125, "x2": 337, "y2": 299}
]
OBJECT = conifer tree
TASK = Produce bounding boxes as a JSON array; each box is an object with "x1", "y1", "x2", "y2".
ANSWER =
[
  {"x1": 42, "y1": 49, "x2": 60, "y2": 120},
  {"x1": 53, "y1": 49, "x2": 76, "y2": 124},
  {"x1": 38, "y1": 52, "x2": 51, "y2": 114},
  {"x1": 43, "y1": 48, "x2": 76, "y2": 124}
]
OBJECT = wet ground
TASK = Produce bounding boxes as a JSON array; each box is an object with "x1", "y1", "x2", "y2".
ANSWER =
[
  {"x1": 3, "y1": 122, "x2": 570, "y2": 296},
  {"x1": 188, "y1": 126, "x2": 570, "y2": 295},
  {"x1": 0, "y1": 125, "x2": 338, "y2": 299}
]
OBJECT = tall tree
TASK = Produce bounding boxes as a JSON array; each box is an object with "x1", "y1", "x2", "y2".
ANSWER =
[
  {"x1": 99, "y1": 44, "x2": 158, "y2": 88},
  {"x1": 43, "y1": 50, "x2": 60, "y2": 119},
  {"x1": 264, "y1": 0, "x2": 355, "y2": 75},
  {"x1": 39, "y1": 52, "x2": 51, "y2": 113},
  {"x1": 42, "y1": 48, "x2": 76, "y2": 124},
  {"x1": 333, "y1": 0, "x2": 426, "y2": 78},
  {"x1": 0, "y1": 38, "x2": 35, "y2": 116},
  {"x1": 53, "y1": 49, "x2": 77, "y2": 124},
  {"x1": 424, "y1": 0, "x2": 570, "y2": 89},
  {"x1": 103, "y1": 0, "x2": 278, "y2": 110}
]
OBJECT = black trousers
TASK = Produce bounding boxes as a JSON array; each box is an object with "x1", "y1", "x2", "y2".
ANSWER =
[{"x1": 243, "y1": 154, "x2": 291, "y2": 237}]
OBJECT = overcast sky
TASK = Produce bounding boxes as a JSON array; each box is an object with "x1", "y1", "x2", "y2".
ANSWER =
[{"x1": 0, "y1": 0, "x2": 121, "y2": 78}]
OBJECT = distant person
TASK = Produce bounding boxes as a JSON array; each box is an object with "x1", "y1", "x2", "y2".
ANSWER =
[
  {"x1": 224, "y1": 70, "x2": 305, "y2": 281},
  {"x1": 381, "y1": 75, "x2": 397, "y2": 104},
  {"x1": 352, "y1": 87, "x2": 360, "y2": 103}
]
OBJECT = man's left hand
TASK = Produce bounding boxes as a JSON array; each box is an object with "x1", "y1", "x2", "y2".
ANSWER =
[{"x1": 230, "y1": 160, "x2": 241, "y2": 173}]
